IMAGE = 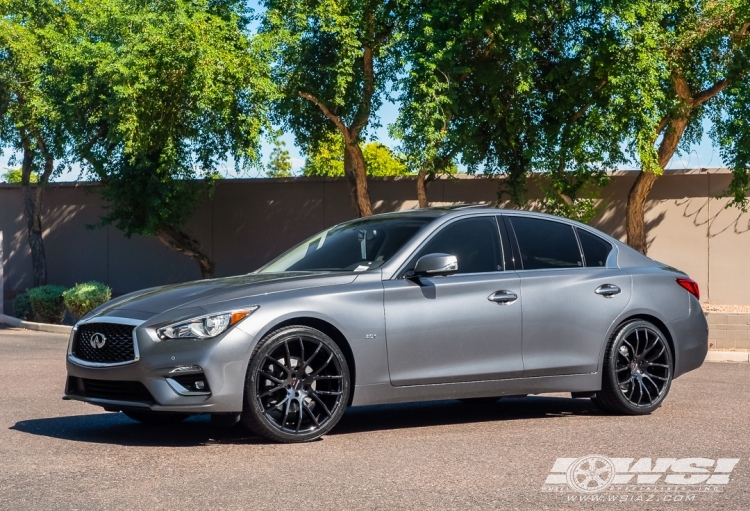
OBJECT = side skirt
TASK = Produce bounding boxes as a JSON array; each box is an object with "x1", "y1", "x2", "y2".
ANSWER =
[{"x1": 351, "y1": 372, "x2": 601, "y2": 407}]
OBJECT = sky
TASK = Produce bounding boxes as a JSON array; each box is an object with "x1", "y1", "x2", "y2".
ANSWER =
[{"x1": 0, "y1": 0, "x2": 729, "y2": 181}]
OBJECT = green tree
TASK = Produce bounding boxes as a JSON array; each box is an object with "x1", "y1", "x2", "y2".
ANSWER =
[
  {"x1": 302, "y1": 134, "x2": 410, "y2": 177},
  {"x1": 1, "y1": 168, "x2": 37, "y2": 183},
  {"x1": 260, "y1": 0, "x2": 404, "y2": 216},
  {"x1": 623, "y1": 1, "x2": 750, "y2": 254},
  {"x1": 60, "y1": 0, "x2": 273, "y2": 277},
  {"x1": 0, "y1": 0, "x2": 69, "y2": 286},
  {"x1": 266, "y1": 138, "x2": 294, "y2": 177},
  {"x1": 395, "y1": 0, "x2": 632, "y2": 216}
]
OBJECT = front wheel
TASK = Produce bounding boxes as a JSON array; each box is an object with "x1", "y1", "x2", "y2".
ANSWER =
[
  {"x1": 592, "y1": 320, "x2": 673, "y2": 415},
  {"x1": 241, "y1": 326, "x2": 350, "y2": 443}
]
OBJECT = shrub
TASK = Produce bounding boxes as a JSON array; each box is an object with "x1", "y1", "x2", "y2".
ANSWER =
[
  {"x1": 27, "y1": 285, "x2": 67, "y2": 324},
  {"x1": 63, "y1": 281, "x2": 112, "y2": 320},
  {"x1": 12, "y1": 291, "x2": 34, "y2": 320}
]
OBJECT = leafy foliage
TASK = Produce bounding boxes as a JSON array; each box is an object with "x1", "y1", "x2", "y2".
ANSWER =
[
  {"x1": 266, "y1": 138, "x2": 294, "y2": 177},
  {"x1": 62, "y1": 0, "x2": 272, "y2": 237},
  {"x1": 27, "y1": 285, "x2": 67, "y2": 324},
  {"x1": 62, "y1": 281, "x2": 112, "y2": 320},
  {"x1": 12, "y1": 290, "x2": 33, "y2": 321},
  {"x1": 302, "y1": 134, "x2": 410, "y2": 177},
  {"x1": 1, "y1": 168, "x2": 37, "y2": 183}
]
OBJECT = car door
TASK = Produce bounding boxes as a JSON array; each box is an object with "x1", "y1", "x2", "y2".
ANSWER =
[
  {"x1": 383, "y1": 215, "x2": 524, "y2": 386},
  {"x1": 503, "y1": 215, "x2": 632, "y2": 377}
]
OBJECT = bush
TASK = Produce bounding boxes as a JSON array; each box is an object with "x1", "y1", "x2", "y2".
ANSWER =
[
  {"x1": 12, "y1": 291, "x2": 34, "y2": 320},
  {"x1": 62, "y1": 281, "x2": 112, "y2": 320},
  {"x1": 27, "y1": 285, "x2": 67, "y2": 324}
]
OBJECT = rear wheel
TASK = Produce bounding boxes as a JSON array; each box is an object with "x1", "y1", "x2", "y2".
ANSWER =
[
  {"x1": 122, "y1": 410, "x2": 190, "y2": 425},
  {"x1": 592, "y1": 320, "x2": 673, "y2": 414},
  {"x1": 241, "y1": 326, "x2": 350, "y2": 443}
]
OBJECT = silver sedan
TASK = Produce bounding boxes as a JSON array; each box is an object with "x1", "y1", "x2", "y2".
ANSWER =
[{"x1": 64, "y1": 207, "x2": 708, "y2": 442}]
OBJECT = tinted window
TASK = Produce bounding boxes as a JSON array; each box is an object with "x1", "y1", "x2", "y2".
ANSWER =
[
  {"x1": 412, "y1": 217, "x2": 503, "y2": 274},
  {"x1": 577, "y1": 228, "x2": 612, "y2": 267},
  {"x1": 508, "y1": 217, "x2": 582, "y2": 270},
  {"x1": 259, "y1": 216, "x2": 434, "y2": 272}
]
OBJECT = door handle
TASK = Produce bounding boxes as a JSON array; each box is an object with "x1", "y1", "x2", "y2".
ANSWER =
[
  {"x1": 488, "y1": 290, "x2": 518, "y2": 304},
  {"x1": 595, "y1": 284, "x2": 621, "y2": 297}
]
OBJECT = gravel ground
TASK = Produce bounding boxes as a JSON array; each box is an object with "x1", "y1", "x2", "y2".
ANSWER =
[
  {"x1": 0, "y1": 325, "x2": 748, "y2": 511},
  {"x1": 702, "y1": 304, "x2": 750, "y2": 313}
]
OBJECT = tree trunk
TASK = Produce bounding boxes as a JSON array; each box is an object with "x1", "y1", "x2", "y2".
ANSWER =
[
  {"x1": 625, "y1": 118, "x2": 689, "y2": 254},
  {"x1": 155, "y1": 227, "x2": 215, "y2": 279},
  {"x1": 343, "y1": 142, "x2": 373, "y2": 217},
  {"x1": 20, "y1": 143, "x2": 47, "y2": 287},
  {"x1": 416, "y1": 166, "x2": 428, "y2": 208}
]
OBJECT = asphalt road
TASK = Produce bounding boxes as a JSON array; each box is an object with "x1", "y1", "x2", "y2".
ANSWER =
[{"x1": 1, "y1": 325, "x2": 749, "y2": 511}]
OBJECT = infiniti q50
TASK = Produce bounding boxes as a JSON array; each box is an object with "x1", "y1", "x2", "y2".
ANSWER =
[{"x1": 64, "y1": 207, "x2": 707, "y2": 442}]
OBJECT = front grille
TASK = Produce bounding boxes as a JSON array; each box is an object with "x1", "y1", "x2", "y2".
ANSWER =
[
  {"x1": 77, "y1": 378, "x2": 154, "y2": 403},
  {"x1": 72, "y1": 323, "x2": 136, "y2": 364}
]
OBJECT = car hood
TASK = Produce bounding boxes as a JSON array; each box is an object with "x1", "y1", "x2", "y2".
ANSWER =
[{"x1": 91, "y1": 272, "x2": 358, "y2": 317}]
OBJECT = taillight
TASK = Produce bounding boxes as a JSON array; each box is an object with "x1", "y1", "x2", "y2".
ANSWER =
[{"x1": 676, "y1": 278, "x2": 700, "y2": 300}]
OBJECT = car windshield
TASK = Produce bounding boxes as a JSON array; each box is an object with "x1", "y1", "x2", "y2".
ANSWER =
[{"x1": 258, "y1": 216, "x2": 436, "y2": 273}]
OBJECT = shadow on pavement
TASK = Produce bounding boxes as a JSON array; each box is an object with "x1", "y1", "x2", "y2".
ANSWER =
[{"x1": 10, "y1": 396, "x2": 602, "y2": 446}]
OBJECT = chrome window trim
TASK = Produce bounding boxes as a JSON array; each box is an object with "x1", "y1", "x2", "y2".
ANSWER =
[{"x1": 67, "y1": 316, "x2": 145, "y2": 368}]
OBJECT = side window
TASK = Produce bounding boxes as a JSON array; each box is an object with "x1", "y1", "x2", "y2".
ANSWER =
[
  {"x1": 508, "y1": 217, "x2": 582, "y2": 270},
  {"x1": 577, "y1": 228, "x2": 612, "y2": 267},
  {"x1": 412, "y1": 217, "x2": 503, "y2": 274}
]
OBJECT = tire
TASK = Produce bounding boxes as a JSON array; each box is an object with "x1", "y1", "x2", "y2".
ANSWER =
[
  {"x1": 592, "y1": 320, "x2": 673, "y2": 415},
  {"x1": 241, "y1": 326, "x2": 351, "y2": 443},
  {"x1": 122, "y1": 410, "x2": 190, "y2": 425}
]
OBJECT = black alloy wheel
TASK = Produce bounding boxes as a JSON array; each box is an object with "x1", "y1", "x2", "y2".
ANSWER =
[
  {"x1": 592, "y1": 320, "x2": 673, "y2": 414},
  {"x1": 242, "y1": 326, "x2": 350, "y2": 443}
]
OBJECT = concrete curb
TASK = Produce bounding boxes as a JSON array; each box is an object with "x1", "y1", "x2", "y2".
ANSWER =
[
  {"x1": 0, "y1": 314, "x2": 72, "y2": 335},
  {"x1": 705, "y1": 350, "x2": 750, "y2": 363}
]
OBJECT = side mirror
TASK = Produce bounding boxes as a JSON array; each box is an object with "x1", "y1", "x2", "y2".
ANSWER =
[{"x1": 410, "y1": 253, "x2": 458, "y2": 278}]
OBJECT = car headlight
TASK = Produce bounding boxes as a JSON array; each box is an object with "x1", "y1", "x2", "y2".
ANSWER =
[{"x1": 156, "y1": 307, "x2": 258, "y2": 340}]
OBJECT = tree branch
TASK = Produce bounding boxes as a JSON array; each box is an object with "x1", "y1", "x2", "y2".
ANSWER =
[
  {"x1": 349, "y1": 45, "x2": 375, "y2": 137},
  {"x1": 298, "y1": 91, "x2": 349, "y2": 138},
  {"x1": 693, "y1": 78, "x2": 730, "y2": 106}
]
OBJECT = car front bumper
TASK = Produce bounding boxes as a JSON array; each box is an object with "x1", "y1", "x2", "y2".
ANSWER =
[{"x1": 64, "y1": 316, "x2": 255, "y2": 414}]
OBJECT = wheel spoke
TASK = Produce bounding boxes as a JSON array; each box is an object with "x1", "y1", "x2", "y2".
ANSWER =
[
  {"x1": 301, "y1": 343, "x2": 323, "y2": 372},
  {"x1": 281, "y1": 397, "x2": 292, "y2": 427},
  {"x1": 259, "y1": 371, "x2": 284, "y2": 385},
  {"x1": 310, "y1": 353, "x2": 334, "y2": 377},
  {"x1": 295, "y1": 400, "x2": 304, "y2": 433},
  {"x1": 283, "y1": 340, "x2": 292, "y2": 369},
  {"x1": 264, "y1": 356, "x2": 291, "y2": 374},
  {"x1": 314, "y1": 390, "x2": 342, "y2": 396},
  {"x1": 313, "y1": 375, "x2": 342, "y2": 380},
  {"x1": 648, "y1": 362, "x2": 669, "y2": 369},
  {"x1": 309, "y1": 391, "x2": 332, "y2": 417},
  {"x1": 302, "y1": 401, "x2": 319, "y2": 427},
  {"x1": 634, "y1": 330, "x2": 641, "y2": 357},
  {"x1": 646, "y1": 346, "x2": 666, "y2": 363},
  {"x1": 259, "y1": 385, "x2": 284, "y2": 398},
  {"x1": 299, "y1": 337, "x2": 305, "y2": 364},
  {"x1": 640, "y1": 378, "x2": 653, "y2": 403}
]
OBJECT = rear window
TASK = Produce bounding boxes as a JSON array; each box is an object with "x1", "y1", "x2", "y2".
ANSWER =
[
  {"x1": 508, "y1": 216, "x2": 582, "y2": 270},
  {"x1": 577, "y1": 228, "x2": 612, "y2": 267}
]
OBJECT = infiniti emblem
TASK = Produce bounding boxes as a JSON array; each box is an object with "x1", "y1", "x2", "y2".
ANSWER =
[{"x1": 90, "y1": 333, "x2": 107, "y2": 349}]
